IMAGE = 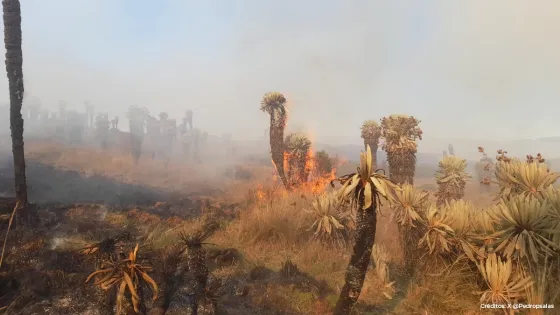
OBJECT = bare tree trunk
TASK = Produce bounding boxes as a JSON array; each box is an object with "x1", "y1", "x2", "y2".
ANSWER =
[
  {"x1": 270, "y1": 114, "x2": 290, "y2": 190},
  {"x1": 387, "y1": 151, "x2": 416, "y2": 185},
  {"x1": 334, "y1": 200, "x2": 377, "y2": 315},
  {"x1": 149, "y1": 279, "x2": 174, "y2": 315},
  {"x1": 3, "y1": 0, "x2": 27, "y2": 206}
]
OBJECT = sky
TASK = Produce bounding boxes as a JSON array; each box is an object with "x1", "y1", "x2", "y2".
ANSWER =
[{"x1": 1, "y1": 0, "x2": 559, "y2": 145}]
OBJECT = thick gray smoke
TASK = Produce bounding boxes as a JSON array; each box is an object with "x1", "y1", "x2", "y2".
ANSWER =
[{"x1": 0, "y1": 0, "x2": 558, "y2": 150}]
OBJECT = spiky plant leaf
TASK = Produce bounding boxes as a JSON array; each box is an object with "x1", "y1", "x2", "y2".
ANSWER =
[
  {"x1": 442, "y1": 200, "x2": 481, "y2": 261},
  {"x1": 494, "y1": 159, "x2": 560, "y2": 199},
  {"x1": 360, "y1": 120, "x2": 381, "y2": 141},
  {"x1": 179, "y1": 219, "x2": 219, "y2": 248},
  {"x1": 390, "y1": 184, "x2": 429, "y2": 228},
  {"x1": 85, "y1": 243, "x2": 158, "y2": 314},
  {"x1": 306, "y1": 192, "x2": 346, "y2": 242},
  {"x1": 477, "y1": 253, "x2": 532, "y2": 306},
  {"x1": 314, "y1": 150, "x2": 335, "y2": 177},
  {"x1": 80, "y1": 232, "x2": 131, "y2": 267},
  {"x1": 285, "y1": 133, "x2": 312, "y2": 154},
  {"x1": 487, "y1": 195, "x2": 559, "y2": 264},
  {"x1": 435, "y1": 155, "x2": 472, "y2": 202},
  {"x1": 333, "y1": 145, "x2": 399, "y2": 211},
  {"x1": 542, "y1": 185, "x2": 560, "y2": 220},
  {"x1": 284, "y1": 133, "x2": 313, "y2": 185},
  {"x1": 542, "y1": 186, "x2": 560, "y2": 246},
  {"x1": 371, "y1": 244, "x2": 395, "y2": 299},
  {"x1": 473, "y1": 207, "x2": 496, "y2": 235},
  {"x1": 380, "y1": 114, "x2": 422, "y2": 154},
  {"x1": 260, "y1": 92, "x2": 287, "y2": 114},
  {"x1": 522, "y1": 255, "x2": 552, "y2": 315},
  {"x1": 418, "y1": 204, "x2": 455, "y2": 256}
]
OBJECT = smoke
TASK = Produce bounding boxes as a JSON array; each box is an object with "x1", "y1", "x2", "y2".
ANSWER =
[{"x1": 0, "y1": 0, "x2": 557, "y2": 145}]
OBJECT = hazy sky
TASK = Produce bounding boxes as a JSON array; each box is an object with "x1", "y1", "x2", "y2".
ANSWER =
[{"x1": 1, "y1": 0, "x2": 559, "y2": 144}]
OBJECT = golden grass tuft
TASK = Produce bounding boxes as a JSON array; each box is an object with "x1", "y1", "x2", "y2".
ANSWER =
[
  {"x1": 393, "y1": 264, "x2": 483, "y2": 315},
  {"x1": 232, "y1": 191, "x2": 311, "y2": 245}
]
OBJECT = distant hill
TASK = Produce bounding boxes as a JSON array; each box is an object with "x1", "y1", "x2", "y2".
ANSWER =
[
  {"x1": 535, "y1": 137, "x2": 560, "y2": 142},
  {"x1": 546, "y1": 158, "x2": 560, "y2": 170},
  {"x1": 237, "y1": 138, "x2": 560, "y2": 181},
  {"x1": 314, "y1": 143, "x2": 443, "y2": 165},
  {"x1": 417, "y1": 137, "x2": 560, "y2": 161},
  {"x1": 314, "y1": 142, "x2": 448, "y2": 178},
  {"x1": 248, "y1": 136, "x2": 560, "y2": 163}
]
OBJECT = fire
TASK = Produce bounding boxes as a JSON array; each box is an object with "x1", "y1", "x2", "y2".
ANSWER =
[
  {"x1": 257, "y1": 107, "x2": 344, "y2": 200},
  {"x1": 255, "y1": 147, "x2": 337, "y2": 203},
  {"x1": 303, "y1": 168, "x2": 337, "y2": 195},
  {"x1": 253, "y1": 182, "x2": 289, "y2": 203},
  {"x1": 304, "y1": 149, "x2": 315, "y2": 177},
  {"x1": 255, "y1": 184, "x2": 266, "y2": 201},
  {"x1": 295, "y1": 144, "x2": 339, "y2": 195},
  {"x1": 283, "y1": 151, "x2": 292, "y2": 175},
  {"x1": 300, "y1": 130, "x2": 337, "y2": 194}
]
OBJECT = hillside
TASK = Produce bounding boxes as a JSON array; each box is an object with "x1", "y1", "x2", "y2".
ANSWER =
[
  {"x1": 314, "y1": 143, "x2": 443, "y2": 165},
  {"x1": 418, "y1": 137, "x2": 560, "y2": 161}
]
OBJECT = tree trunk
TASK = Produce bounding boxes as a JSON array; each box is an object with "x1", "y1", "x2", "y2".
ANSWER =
[
  {"x1": 288, "y1": 149, "x2": 308, "y2": 186},
  {"x1": 269, "y1": 113, "x2": 290, "y2": 189},
  {"x1": 387, "y1": 151, "x2": 415, "y2": 185},
  {"x1": 148, "y1": 279, "x2": 173, "y2": 315},
  {"x1": 435, "y1": 181, "x2": 466, "y2": 206},
  {"x1": 3, "y1": 0, "x2": 27, "y2": 206},
  {"x1": 97, "y1": 285, "x2": 116, "y2": 315},
  {"x1": 130, "y1": 132, "x2": 143, "y2": 164},
  {"x1": 184, "y1": 245, "x2": 207, "y2": 315},
  {"x1": 399, "y1": 225, "x2": 413, "y2": 276},
  {"x1": 334, "y1": 200, "x2": 377, "y2": 315},
  {"x1": 90, "y1": 109, "x2": 94, "y2": 128}
]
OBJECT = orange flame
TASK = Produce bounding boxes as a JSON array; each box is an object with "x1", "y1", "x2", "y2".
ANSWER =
[
  {"x1": 303, "y1": 131, "x2": 336, "y2": 194},
  {"x1": 256, "y1": 147, "x2": 337, "y2": 203},
  {"x1": 257, "y1": 101, "x2": 342, "y2": 199},
  {"x1": 253, "y1": 182, "x2": 289, "y2": 204},
  {"x1": 296, "y1": 144, "x2": 339, "y2": 195},
  {"x1": 283, "y1": 151, "x2": 292, "y2": 174},
  {"x1": 255, "y1": 184, "x2": 266, "y2": 201},
  {"x1": 304, "y1": 149, "x2": 315, "y2": 178}
]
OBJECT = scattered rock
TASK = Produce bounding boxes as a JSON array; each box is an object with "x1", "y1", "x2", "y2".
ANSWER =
[
  {"x1": 234, "y1": 283, "x2": 249, "y2": 297},
  {"x1": 55, "y1": 297, "x2": 72, "y2": 308},
  {"x1": 221, "y1": 278, "x2": 250, "y2": 297},
  {"x1": 249, "y1": 266, "x2": 272, "y2": 281}
]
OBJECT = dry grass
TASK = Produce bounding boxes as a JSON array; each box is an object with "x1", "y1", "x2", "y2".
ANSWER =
[
  {"x1": 24, "y1": 140, "x2": 270, "y2": 196},
  {"x1": 394, "y1": 267, "x2": 484, "y2": 315},
  {"x1": 232, "y1": 191, "x2": 310, "y2": 245},
  {"x1": 0, "y1": 141, "x2": 533, "y2": 314}
]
